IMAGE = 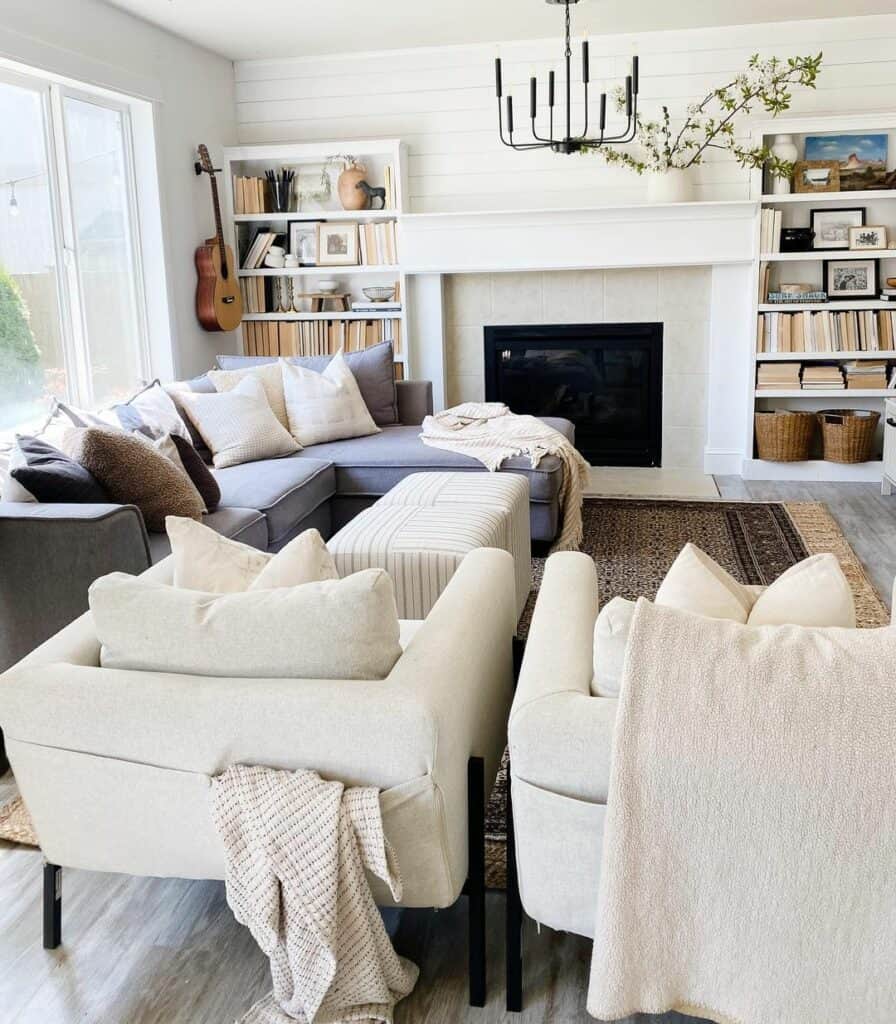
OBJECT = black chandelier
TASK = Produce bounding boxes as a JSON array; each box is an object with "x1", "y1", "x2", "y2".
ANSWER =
[{"x1": 494, "y1": 0, "x2": 640, "y2": 154}]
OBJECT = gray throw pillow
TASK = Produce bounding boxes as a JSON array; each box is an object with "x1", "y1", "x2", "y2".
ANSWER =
[
  {"x1": 9, "y1": 436, "x2": 108, "y2": 504},
  {"x1": 216, "y1": 340, "x2": 398, "y2": 425}
]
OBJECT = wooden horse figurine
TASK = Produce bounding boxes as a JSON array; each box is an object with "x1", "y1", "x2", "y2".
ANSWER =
[{"x1": 356, "y1": 180, "x2": 387, "y2": 210}]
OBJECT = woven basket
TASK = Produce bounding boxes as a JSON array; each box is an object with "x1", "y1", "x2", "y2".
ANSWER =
[
  {"x1": 754, "y1": 410, "x2": 815, "y2": 461},
  {"x1": 817, "y1": 409, "x2": 880, "y2": 464}
]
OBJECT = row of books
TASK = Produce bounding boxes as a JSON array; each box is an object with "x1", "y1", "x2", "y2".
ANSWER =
[
  {"x1": 243, "y1": 318, "x2": 403, "y2": 358},
  {"x1": 759, "y1": 209, "x2": 784, "y2": 253},
  {"x1": 359, "y1": 221, "x2": 398, "y2": 265},
  {"x1": 232, "y1": 165, "x2": 397, "y2": 216},
  {"x1": 242, "y1": 231, "x2": 282, "y2": 269},
  {"x1": 756, "y1": 360, "x2": 896, "y2": 391},
  {"x1": 756, "y1": 310, "x2": 896, "y2": 353}
]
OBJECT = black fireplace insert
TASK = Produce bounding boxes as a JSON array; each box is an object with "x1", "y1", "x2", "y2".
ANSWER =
[{"x1": 484, "y1": 322, "x2": 663, "y2": 466}]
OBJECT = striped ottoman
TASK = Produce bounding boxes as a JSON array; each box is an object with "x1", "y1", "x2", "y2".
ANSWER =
[{"x1": 328, "y1": 473, "x2": 532, "y2": 621}]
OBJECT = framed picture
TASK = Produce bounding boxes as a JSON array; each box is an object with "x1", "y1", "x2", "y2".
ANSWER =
[
  {"x1": 317, "y1": 223, "x2": 359, "y2": 266},
  {"x1": 824, "y1": 258, "x2": 879, "y2": 300},
  {"x1": 809, "y1": 207, "x2": 865, "y2": 250},
  {"x1": 794, "y1": 160, "x2": 840, "y2": 194},
  {"x1": 288, "y1": 221, "x2": 321, "y2": 266},
  {"x1": 849, "y1": 225, "x2": 888, "y2": 251},
  {"x1": 805, "y1": 134, "x2": 890, "y2": 191}
]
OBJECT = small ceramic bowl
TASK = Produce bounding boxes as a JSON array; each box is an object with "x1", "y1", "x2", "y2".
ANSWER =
[
  {"x1": 362, "y1": 286, "x2": 396, "y2": 303},
  {"x1": 317, "y1": 279, "x2": 339, "y2": 293}
]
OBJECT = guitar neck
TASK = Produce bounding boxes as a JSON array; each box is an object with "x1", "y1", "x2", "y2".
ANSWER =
[{"x1": 207, "y1": 171, "x2": 230, "y2": 280}]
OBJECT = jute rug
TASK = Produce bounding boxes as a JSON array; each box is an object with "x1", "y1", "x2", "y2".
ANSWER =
[
  {"x1": 483, "y1": 497, "x2": 889, "y2": 888},
  {"x1": 1, "y1": 499, "x2": 888, "y2": 870}
]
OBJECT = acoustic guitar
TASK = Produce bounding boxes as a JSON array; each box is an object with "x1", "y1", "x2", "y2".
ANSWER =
[{"x1": 194, "y1": 143, "x2": 243, "y2": 332}]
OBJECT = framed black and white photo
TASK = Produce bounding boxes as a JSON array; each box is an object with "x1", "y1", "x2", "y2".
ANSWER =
[
  {"x1": 810, "y1": 207, "x2": 865, "y2": 251},
  {"x1": 848, "y1": 225, "x2": 888, "y2": 251},
  {"x1": 317, "y1": 223, "x2": 359, "y2": 266},
  {"x1": 824, "y1": 258, "x2": 878, "y2": 300},
  {"x1": 288, "y1": 221, "x2": 321, "y2": 266}
]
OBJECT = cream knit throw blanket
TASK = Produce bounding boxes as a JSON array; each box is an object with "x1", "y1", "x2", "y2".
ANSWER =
[
  {"x1": 420, "y1": 402, "x2": 590, "y2": 551},
  {"x1": 587, "y1": 599, "x2": 896, "y2": 1024},
  {"x1": 212, "y1": 765, "x2": 418, "y2": 1024}
]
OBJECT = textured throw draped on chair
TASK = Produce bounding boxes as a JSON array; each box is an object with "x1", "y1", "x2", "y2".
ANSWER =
[
  {"x1": 211, "y1": 765, "x2": 417, "y2": 1024},
  {"x1": 420, "y1": 403, "x2": 589, "y2": 552},
  {"x1": 587, "y1": 598, "x2": 896, "y2": 1024}
]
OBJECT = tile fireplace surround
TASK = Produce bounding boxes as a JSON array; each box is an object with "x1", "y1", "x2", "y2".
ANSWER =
[{"x1": 402, "y1": 201, "x2": 756, "y2": 475}]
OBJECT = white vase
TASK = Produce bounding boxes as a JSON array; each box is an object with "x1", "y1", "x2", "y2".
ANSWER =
[
  {"x1": 769, "y1": 134, "x2": 799, "y2": 195},
  {"x1": 646, "y1": 167, "x2": 695, "y2": 204}
]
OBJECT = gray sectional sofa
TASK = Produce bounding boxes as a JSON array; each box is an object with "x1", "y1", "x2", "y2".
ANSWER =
[{"x1": 0, "y1": 375, "x2": 575, "y2": 678}]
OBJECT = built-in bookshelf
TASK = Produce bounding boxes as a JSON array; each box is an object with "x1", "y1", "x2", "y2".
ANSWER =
[
  {"x1": 746, "y1": 113, "x2": 896, "y2": 481},
  {"x1": 222, "y1": 140, "x2": 409, "y2": 376}
]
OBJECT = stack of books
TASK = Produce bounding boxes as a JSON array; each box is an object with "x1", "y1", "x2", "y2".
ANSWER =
[
  {"x1": 232, "y1": 176, "x2": 270, "y2": 215},
  {"x1": 756, "y1": 362, "x2": 801, "y2": 391},
  {"x1": 351, "y1": 300, "x2": 401, "y2": 314},
  {"x1": 766, "y1": 290, "x2": 827, "y2": 304},
  {"x1": 881, "y1": 287, "x2": 896, "y2": 302},
  {"x1": 242, "y1": 232, "x2": 281, "y2": 269},
  {"x1": 358, "y1": 221, "x2": 398, "y2": 265},
  {"x1": 843, "y1": 360, "x2": 889, "y2": 389},
  {"x1": 802, "y1": 364, "x2": 845, "y2": 390},
  {"x1": 759, "y1": 208, "x2": 783, "y2": 253}
]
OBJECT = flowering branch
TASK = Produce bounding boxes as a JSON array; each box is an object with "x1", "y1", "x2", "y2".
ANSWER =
[{"x1": 584, "y1": 53, "x2": 822, "y2": 176}]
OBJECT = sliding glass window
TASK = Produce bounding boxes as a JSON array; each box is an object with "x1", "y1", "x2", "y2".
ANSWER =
[{"x1": 0, "y1": 68, "x2": 149, "y2": 433}]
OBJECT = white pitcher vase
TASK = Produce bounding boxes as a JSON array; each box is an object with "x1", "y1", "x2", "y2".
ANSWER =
[{"x1": 646, "y1": 167, "x2": 695, "y2": 204}]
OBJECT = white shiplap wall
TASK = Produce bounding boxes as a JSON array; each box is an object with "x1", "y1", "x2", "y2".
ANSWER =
[{"x1": 235, "y1": 14, "x2": 896, "y2": 213}]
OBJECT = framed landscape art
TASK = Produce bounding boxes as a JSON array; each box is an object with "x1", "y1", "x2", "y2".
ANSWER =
[{"x1": 804, "y1": 134, "x2": 891, "y2": 191}]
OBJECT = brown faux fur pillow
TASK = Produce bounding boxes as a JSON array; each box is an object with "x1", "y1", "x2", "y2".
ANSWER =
[{"x1": 66, "y1": 428, "x2": 204, "y2": 532}]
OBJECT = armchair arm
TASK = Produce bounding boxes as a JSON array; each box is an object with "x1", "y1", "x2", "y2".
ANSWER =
[
  {"x1": 0, "y1": 502, "x2": 151, "y2": 672},
  {"x1": 396, "y1": 380, "x2": 433, "y2": 425}
]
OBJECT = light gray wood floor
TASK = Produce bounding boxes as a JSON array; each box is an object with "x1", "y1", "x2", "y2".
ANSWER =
[{"x1": 2, "y1": 479, "x2": 892, "y2": 1023}]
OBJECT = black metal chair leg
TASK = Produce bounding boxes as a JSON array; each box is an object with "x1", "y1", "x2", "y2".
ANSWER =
[
  {"x1": 506, "y1": 770, "x2": 523, "y2": 1012},
  {"x1": 467, "y1": 756, "x2": 486, "y2": 1007},
  {"x1": 43, "y1": 862, "x2": 61, "y2": 949}
]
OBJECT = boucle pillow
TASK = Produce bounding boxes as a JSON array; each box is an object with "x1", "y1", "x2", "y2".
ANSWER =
[
  {"x1": 281, "y1": 349, "x2": 380, "y2": 447},
  {"x1": 177, "y1": 375, "x2": 299, "y2": 469},
  {"x1": 153, "y1": 435, "x2": 220, "y2": 512},
  {"x1": 166, "y1": 516, "x2": 338, "y2": 593},
  {"x1": 655, "y1": 542, "x2": 756, "y2": 623},
  {"x1": 90, "y1": 568, "x2": 402, "y2": 680},
  {"x1": 64, "y1": 427, "x2": 204, "y2": 532},
  {"x1": 207, "y1": 360, "x2": 289, "y2": 429}
]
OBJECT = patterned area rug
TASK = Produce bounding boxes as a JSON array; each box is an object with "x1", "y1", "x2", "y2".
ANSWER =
[
  {"x1": 2, "y1": 498, "x2": 888, "y2": 865},
  {"x1": 483, "y1": 497, "x2": 889, "y2": 888}
]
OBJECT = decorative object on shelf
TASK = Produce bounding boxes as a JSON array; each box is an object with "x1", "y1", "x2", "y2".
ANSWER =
[
  {"x1": 356, "y1": 181, "x2": 387, "y2": 210},
  {"x1": 288, "y1": 221, "x2": 321, "y2": 266},
  {"x1": 780, "y1": 283, "x2": 816, "y2": 295},
  {"x1": 284, "y1": 254, "x2": 299, "y2": 269},
  {"x1": 493, "y1": 0, "x2": 639, "y2": 155},
  {"x1": 780, "y1": 228, "x2": 816, "y2": 253},
  {"x1": 582, "y1": 52, "x2": 821, "y2": 201},
  {"x1": 888, "y1": 277, "x2": 896, "y2": 288},
  {"x1": 849, "y1": 225, "x2": 888, "y2": 251},
  {"x1": 754, "y1": 409, "x2": 815, "y2": 461},
  {"x1": 805, "y1": 134, "x2": 891, "y2": 191},
  {"x1": 263, "y1": 245, "x2": 286, "y2": 269},
  {"x1": 817, "y1": 408, "x2": 880, "y2": 463},
  {"x1": 317, "y1": 222, "x2": 360, "y2": 266},
  {"x1": 293, "y1": 164, "x2": 333, "y2": 210},
  {"x1": 794, "y1": 160, "x2": 840, "y2": 194},
  {"x1": 194, "y1": 143, "x2": 243, "y2": 333},
  {"x1": 646, "y1": 168, "x2": 695, "y2": 205},
  {"x1": 810, "y1": 207, "x2": 865, "y2": 250},
  {"x1": 265, "y1": 168, "x2": 294, "y2": 213},
  {"x1": 825, "y1": 257, "x2": 879, "y2": 300},
  {"x1": 337, "y1": 158, "x2": 369, "y2": 210},
  {"x1": 317, "y1": 280, "x2": 339, "y2": 293},
  {"x1": 768, "y1": 135, "x2": 800, "y2": 195},
  {"x1": 362, "y1": 286, "x2": 396, "y2": 303}
]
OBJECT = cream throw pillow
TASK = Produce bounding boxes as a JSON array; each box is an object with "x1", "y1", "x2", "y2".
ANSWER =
[
  {"x1": 208, "y1": 361, "x2": 289, "y2": 430},
  {"x1": 90, "y1": 569, "x2": 402, "y2": 680},
  {"x1": 166, "y1": 516, "x2": 338, "y2": 593},
  {"x1": 281, "y1": 349, "x2": 380, "y2": 447},
  {"x1": 177, "y1": 376, "x2": 299, "y2": 469},
  {"x1": 593, "y1": 546, "x2": 857, "y2": 697}
]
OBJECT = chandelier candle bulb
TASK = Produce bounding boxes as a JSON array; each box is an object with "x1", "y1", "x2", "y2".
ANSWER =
[
  {"x1": 549, "y1": 70, "x2": 555, "y2": 106},
  {"x1": 583, "y1": 40, "x2": 590, "y2": 83},
  {"x1": 506, "y1": 94, "x2": 514, "y2": 134},
  {"x1": 599, "y1": 93, "x2": 607, "y2": 131},
  {"x1": 495, "y1": 58, "x2": 503, "y2": 98},
  {"x1": 625, "y1": 76, "x2": 633, "y2": 117},
  {"x1": 632, "y1": 55, "x2": 639, "y2": 94},
  {"x1": 530, "y1": 77, "x2": 537, "y2": 119}
]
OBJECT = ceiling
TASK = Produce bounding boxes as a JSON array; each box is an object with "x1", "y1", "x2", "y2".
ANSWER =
[{"x1": 103, "y1": 0, "x2": 895, "y2": 61}]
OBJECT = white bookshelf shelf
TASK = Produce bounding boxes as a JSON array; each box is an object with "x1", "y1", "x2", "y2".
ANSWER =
[
  {"x1": 755, "y1": 350, "x2": 896, "y2": 360},
  {"x1": 760, "y1": 249, "x2": 896, "y2": 262},
  {"x1": 755, "y1": 388, "x2": 895, "y2": 398},
  {"x1": 238, "y1": 265, "x2": 401, "y2": 278},
  {"x1": 760, "y1": 189, "x2": 896, "y2": 205},
  {"x1": 233, "y1": 210, "x2": 400, "y2": 223},
  {"x1": 758, "y1": 301, "x2": 894, "y2": 311},
  {"x1": 243, "y1": 311, "x2": 403, "y2": 322}
]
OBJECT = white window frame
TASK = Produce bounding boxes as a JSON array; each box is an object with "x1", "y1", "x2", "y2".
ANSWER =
[{"x1": 0, "y1": 64, "x2": 153, "y2": 413}]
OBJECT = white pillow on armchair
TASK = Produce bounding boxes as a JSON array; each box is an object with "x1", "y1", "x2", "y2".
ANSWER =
[{"x1": 592, "y1": 545, "x2": 856, "y2": 697}]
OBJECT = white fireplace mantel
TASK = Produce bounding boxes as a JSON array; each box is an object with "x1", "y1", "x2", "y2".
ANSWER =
[{"x1": 400, "y1": 200, "x2": 758, "y2": 275}]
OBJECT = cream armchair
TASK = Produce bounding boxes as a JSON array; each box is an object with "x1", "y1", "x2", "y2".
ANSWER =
[
  {"x1": 506, "y1": 552, "x2": 613, "y2": 1008},
  {"x1": 0, "y1": 547, "x2": 517, "y2": 1007}
]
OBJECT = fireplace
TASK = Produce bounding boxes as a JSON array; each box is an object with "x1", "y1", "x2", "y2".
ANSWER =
[{"x1": 484, "y1": 323, "x2": 663, "y2": 466}]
